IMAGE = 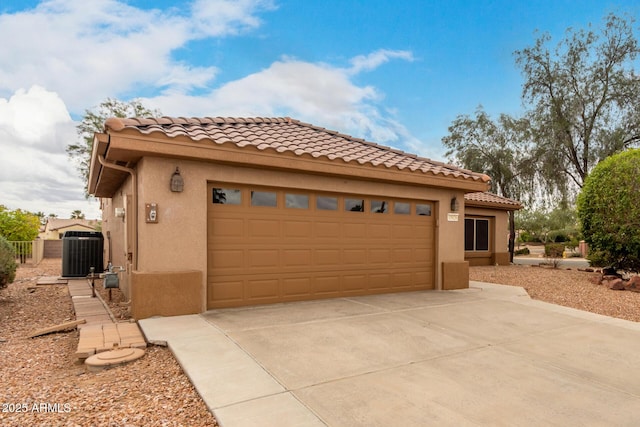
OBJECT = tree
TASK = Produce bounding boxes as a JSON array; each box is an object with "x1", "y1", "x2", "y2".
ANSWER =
[
  {"x1": 442, "y1": 107, "x2": 539, "y2": 261},
  {"x1": 443, "y1": 107, "x2": 540, "y2": 203},
  {"x1": 516, "y1": 205, "x2": 579, "y2": 244},
  {"x1": 0, "y1": 235, "x2": 17, "y2": 288},
  {"x1": 515, "y1": 14, "x2": 640, "y2": 195},
  {"x1": 70, "y1": 210, "x2": 85, "y2": 220},
  {"x1": 0, "y1": 206, "x2": 40, "y2": 241},
  {"x1": 67, "y1": 98, "x2": 161, "y2": 195},
  {"x1": 577, "y1": 148, "x2": 640, "y2": 271}
]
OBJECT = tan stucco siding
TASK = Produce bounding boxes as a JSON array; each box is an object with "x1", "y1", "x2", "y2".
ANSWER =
[{"x1": 100, "y1": 175, "x2": 133, "y2": 296}]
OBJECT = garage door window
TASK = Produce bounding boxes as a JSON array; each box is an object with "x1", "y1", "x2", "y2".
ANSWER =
[
  {"x1": 371, "y1": 200, "x2": 389, "y2": 213},
  {"x1": 251, "y1": 191, "x2": 277, "y2": 207},
  {"x1": 212, "y1": 188, "x2": 241, "y2": 205},
  {"x1": 394, "y1": 202, "x2": 410, "y2": 214},
  {"x1": 286, "y1": 194, "x2": 309, "y2": 209},
  {"x1": 345, "y1": 198, "x2": 365, "y2": 212},
  {"x1": 317, "y1": 196, "x2": 337, "y2": 210},
  {"x1": 416, "y1": 203, "x2": 432, "y2": 216},
  {"x1": 465, "y1": 218, "x2": 489, "y2": 251}
]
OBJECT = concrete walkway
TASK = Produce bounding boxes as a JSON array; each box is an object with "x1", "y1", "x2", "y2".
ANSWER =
[{"x1": 139, "y1": 283, "x2": 640, "y2": 426}]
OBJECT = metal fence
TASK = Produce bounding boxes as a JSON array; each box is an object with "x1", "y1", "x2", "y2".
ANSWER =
[{"x1": 8, "y1": 240, "x2": 44, "y2": 265}]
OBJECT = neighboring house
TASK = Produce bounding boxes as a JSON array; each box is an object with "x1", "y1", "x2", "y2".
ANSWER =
[
  {"x1": 88, "y1": 116, "x2": 493, "y2": 319},
  {"x1": 39, "y1": 218, "x2": 99, "y2": 240},
  {"x1": 463, "y1": 192, "x2": 523, "y2": 266}
]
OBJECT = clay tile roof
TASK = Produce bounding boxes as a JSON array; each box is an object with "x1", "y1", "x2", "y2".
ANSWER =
[
  {"x1": 464, "y1": 192, "x2": 523, "y2": 210},
  {"x1": 104, "y1": 116, "x2": 490, "y2": 183}
]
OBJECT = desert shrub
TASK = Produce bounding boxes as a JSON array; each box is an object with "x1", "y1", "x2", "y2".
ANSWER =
[
  {"x1": 0, "y1": 235, "x2": 17, "y2": 288},
  {"x1": 544, "y1": 243, "x2": 565, "y2": 258},
  {"x1": 514, "y1": 247, "x2": 530, "y2": 256},
  {"x1": 577, "y1": 148, "x2": 640, "y2": 271}
]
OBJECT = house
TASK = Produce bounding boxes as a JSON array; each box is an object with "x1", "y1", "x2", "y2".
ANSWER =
[
  {"x1": 39, "y1": 218, "x2": 99, "y2": 240},
  {"x1": 463, "y1": 192, "x2": 523, "y2": 266},
  {"x1": 88, "y1": 116, "x2": 493, "y2": 319}
]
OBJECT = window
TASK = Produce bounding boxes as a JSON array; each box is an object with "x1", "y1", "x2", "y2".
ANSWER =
[
  {"x1": 286, "y1": 193, "x2": 309, "y2": 209},
  {"x1": 371, "y1": 200, "x2": 389, "y2": 213},
  {"x1": 465, "y1": 218, "x2": 490, "y2": 251},
  {"x1": 345, "y1": 198, "x2": 364, "y2": 212},
  {"x1": 317, "y1": 196, "x2": 338, "y2": 210},
  {"x1": 212, "y1": 188, "x2": 241, "y2": 205},
  {"x1": 394, "y1": 202, "x2": 410, "y2": 214},
  {"x1": 416, "y1": 203, "x2": 432, "y2": 216},
  {"x1": 251, "y1": 191, "x2": 277, "y2": 207}
]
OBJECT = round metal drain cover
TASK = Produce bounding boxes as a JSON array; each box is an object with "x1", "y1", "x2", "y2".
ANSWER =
[{"x1": 85, "y1": 347, "x2": 145, "y2": 371}]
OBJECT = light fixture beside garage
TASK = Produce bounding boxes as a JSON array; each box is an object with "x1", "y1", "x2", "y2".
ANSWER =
[
  {"x1": 450, "y1": 196, "x2": 459, "y2": 212},
  {"x1": 170, "y1": 167, "x2": 184, "y2": 192}
]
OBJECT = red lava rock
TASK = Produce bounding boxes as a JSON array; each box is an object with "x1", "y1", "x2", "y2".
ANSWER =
[{"x1": 608, "y1": 278, "x2": 626, "y2": 290}]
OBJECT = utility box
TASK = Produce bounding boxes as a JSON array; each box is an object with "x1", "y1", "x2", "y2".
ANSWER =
[{"x1": 62, "y1": 231, "x2": 104, "y2": 277}]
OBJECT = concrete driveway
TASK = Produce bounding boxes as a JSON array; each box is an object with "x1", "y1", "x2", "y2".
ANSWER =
[{"x1": 139, "y1": 283, "x2": 640, "y2": 426}]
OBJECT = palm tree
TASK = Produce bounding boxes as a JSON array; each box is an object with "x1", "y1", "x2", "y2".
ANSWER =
[{"x1": 70, "y1": 210, "x2": 85, "y2": 219}]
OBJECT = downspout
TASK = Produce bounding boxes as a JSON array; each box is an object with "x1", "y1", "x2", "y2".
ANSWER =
[{"x1": 97, "y1": 155, "x2": 138, "y2": 271}]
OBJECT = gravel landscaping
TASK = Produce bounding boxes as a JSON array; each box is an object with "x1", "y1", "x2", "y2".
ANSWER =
[
  {"x1": 470, "y1": 264, "x2": 640, "y2": 322},
  {"x1": 0, "y1": 259, "x2": 218, "y2": 427},
  {"x1": 3, "y1": 258, "x2": 639, "y2": 426}
]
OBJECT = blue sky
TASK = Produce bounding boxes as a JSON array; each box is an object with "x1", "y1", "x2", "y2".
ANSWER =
[{"x1": 0, "y1": 0, "x2": 638, "y2": 218}]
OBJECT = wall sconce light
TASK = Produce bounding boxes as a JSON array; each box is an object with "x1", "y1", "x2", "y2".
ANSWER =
[
  {"x1": 450, "y1": 196, "x2": 459, "y2": 212},
  {"x1": 170, "y1": 167, "x2": 184, "y2": 192}
]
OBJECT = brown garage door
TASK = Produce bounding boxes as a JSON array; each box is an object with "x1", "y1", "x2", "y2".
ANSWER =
[{"x1": 207, "y1": 183, "x2": 435, "y2": 309}]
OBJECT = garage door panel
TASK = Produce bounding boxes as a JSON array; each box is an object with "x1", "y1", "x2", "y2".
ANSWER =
[
  {"x1": 283, "y1": 221, "x2": 312, "y2": 238},
  {"x1": 210, "y1": 249, "x2": 244, "y2": 269},
  {"x1": 344, "y1": 248, "x2": 367, "y2": 265},
  {"x1": 393, "y1": 224, "x2": 417, "y2": 239},
  {"x1": 247, "y1": 278, "x2": 279, "y2": 299},
  {"x1": 370, "y1": 248, "x2": 391, "y2": 264},
  {"x1": 208, "y1": 184, "x2": 435, "y2": 308},
  {"x1": 314, "y1": 275, "x2": 341, "y2": 294},
  {"x1": 208, "y1": 279, "x2": 244, "y2": 305},
  {"x1": 315, "y1": 249, "x2": 341, "y2": 266},
  {"x1": 248, "y1": 249, "x2": 279, "y2": 267},
  {"x1": 414, "y1": 248, "x2": 431, "y2": 261},
  {"x1": 392, "y1": 248, "x2": 414, "y2": 263},
  {"x1": 210, "y1": 218, "x2": 244, "y2": 238},
  {"x1": 283, "y1": 249, "x2": 312, "y2": 266},
  {"x1": 283, "y1": 277, "x2": 311, "y2": 296},
  {"x1": 393, "y1": 272, "x2": 414, "y2": 288},
  {"x1": 370, "y1": 273, "x2": 390, "y2": 289},
  {"x1": 344, "y1": 274, "x2": 367, "y2": 291},
  {"x1": 315, "y1": 221, "x2": 340, "y2": 238},
  {"x1": 248, "y1": 219, "x2": 280, "y2": 237},
  {"x1": 414, "y1": 271, "x2": 433, "y2": 288},
  {"x1": 368, "y1": 224, "x2": 392, "y2": 239},
  {"x1": 343, "y1": 222, "x2": 366, "y2": 238}
]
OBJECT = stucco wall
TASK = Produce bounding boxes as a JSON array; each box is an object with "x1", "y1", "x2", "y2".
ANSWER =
[{"x1": 100, "y1": 176, "x2": 133, "y2": 297}]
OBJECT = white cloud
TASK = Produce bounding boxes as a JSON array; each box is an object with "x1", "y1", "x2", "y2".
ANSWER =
[
  {"x1": 0, "y1": 0, "x2": 273, "y2": 112},
  {"x1": 348, "y1": 49, "x2": 415, "y2": 75},
  {"x1": 190, "y1": 0, "x2": 276, "y2": 37},
  {"x1": 146, "y1": 51, "x2": 417, "y2": 146},
  {"x1": 0, "y1": 85, "x2": 100, "y2": 218}
]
